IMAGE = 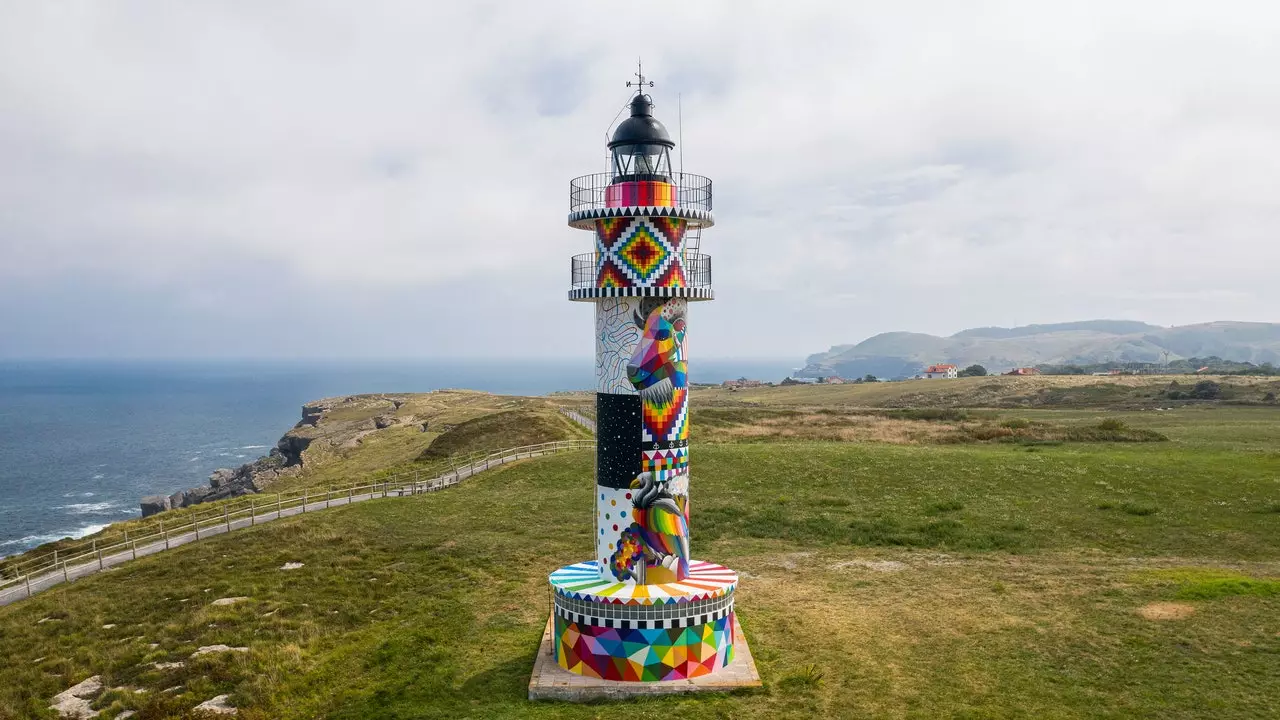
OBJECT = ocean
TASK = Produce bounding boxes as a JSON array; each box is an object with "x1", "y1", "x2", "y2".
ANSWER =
[{"x1": 0, "y1": 358, "x2": 799, "y2": 555}]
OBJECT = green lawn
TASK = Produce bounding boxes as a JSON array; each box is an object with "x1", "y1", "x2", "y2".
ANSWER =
[{"x1": 3, "y1": 441, "x2": 1279, "y2": 719}]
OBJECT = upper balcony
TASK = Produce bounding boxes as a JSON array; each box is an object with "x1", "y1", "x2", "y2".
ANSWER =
[{"x1": 567, "y1": 173, "x2": 714, "y2": 230}]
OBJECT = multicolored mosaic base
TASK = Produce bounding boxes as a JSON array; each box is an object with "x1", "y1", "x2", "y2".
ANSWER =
[
  {"x1": 594, "y1": 216, "x2": 686, "y2": 289},
  {"x1": 605, "y1": 181, "x2": 678, "y2": 208},
  {"x1": 554, "y1": 612, "x2": 735, "y2": 681}
]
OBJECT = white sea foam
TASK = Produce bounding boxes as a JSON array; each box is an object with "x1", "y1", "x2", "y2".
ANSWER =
[
  {"x1": 91, "y1": 474, "x2": 105, "y2": 480},
  {"x1": 61, "y1": 492, "x2": 96, "y2": 498},
  {"x1": 1, "y1": 523, "x2": 109, "y2": 550},
  {"x1": 239, "y1": 445, "x2": 269, "y2": 450},
  {"x1": 55, "y1": 502, "x2": 123, "y2": 515},
  {"x1": 235, "y1": 454, "x2": 247, "y2": 458}
]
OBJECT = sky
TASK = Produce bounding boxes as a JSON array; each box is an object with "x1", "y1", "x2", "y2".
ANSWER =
[{"x1": 2, "y1": 1, "x2": 1279, "y2": 361}]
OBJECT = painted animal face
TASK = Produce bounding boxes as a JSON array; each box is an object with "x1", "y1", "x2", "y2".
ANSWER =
[{"x1": 627, "y1": 302, "x2": 686, "y2": 401}]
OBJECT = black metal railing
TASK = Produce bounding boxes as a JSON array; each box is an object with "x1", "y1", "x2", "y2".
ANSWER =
[
  {"x1": 570, "y1": 252, "x2": 712, "y2": 290},
  {"x1": 568, "y1": 173, "x2": 713, "y2": 213},
  {"x1": 570, "y1": 252, "x2": 597, "y2": 288}
]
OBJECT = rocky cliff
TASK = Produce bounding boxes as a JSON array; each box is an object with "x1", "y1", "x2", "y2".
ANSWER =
[{"x1": 139, "y1": 395, "x2": 419, "y2": 517}]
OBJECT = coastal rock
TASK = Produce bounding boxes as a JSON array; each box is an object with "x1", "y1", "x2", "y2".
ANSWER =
[
  {"x1": 49, "y1": 675, "x2": 103, "y2": 719},
  {"x1": 209, "y1": 469, "x2": 237, "y2": 489},
  {"x1": 140, "y1": 495, "x2": 171, "y2": 518},
  {"x1": 194, "y1": 694, "x2": 238, "y2": 715},
  {"x1": 275, "y1": 435, "x2": 312, "y2": 466},
  {"x1": 297, "y1": 402, "x2": 330, "y2": 428},
  {"x1": 191, "y1": 644, "x2": 248, "y2": 655}
]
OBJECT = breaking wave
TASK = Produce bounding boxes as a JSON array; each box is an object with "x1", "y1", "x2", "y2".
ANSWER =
[
  {"x1": 0, "y1": 523, "x2": 110, "y2": 551},
  {"x1": 54, "y1": 502, "x2": 125, "y2": 515}
]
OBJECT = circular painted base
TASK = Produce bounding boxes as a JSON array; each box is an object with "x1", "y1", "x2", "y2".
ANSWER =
[
  {"x1": 553, "y1": 610, "x2": 736, "y2": 682},
  {"x1": 548, "y1": 560, "x2": 738, "y2": 682}
]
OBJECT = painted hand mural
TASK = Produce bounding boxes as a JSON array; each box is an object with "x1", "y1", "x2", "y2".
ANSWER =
[{"x1": 609, "y1": 298, "x2": 691, "y2": 584}]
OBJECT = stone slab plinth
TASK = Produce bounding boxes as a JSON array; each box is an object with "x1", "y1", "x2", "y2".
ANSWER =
[{"x1": 528, "y1": 614, "x2": 762, "y2": 701}]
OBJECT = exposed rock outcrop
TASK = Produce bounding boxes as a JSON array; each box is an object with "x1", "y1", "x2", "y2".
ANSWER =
[
  {"x1": 49, "y1": 675, "x2": 103, "y2": 719},
  {"x1": 140, "y1": 495, "x2": 171, "y2": 517}
]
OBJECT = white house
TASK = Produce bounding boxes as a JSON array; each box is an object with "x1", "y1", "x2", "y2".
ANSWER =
[{"x1": 921, "y1": 364, "x2": 958, "y2": 379}]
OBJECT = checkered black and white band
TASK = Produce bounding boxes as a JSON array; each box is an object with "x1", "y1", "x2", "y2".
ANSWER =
[
  {"x1": 553, "y1": 589, "x2": 735, "y2": 630},
  {"x1": 569, "y1": 286, "x2": 714, "y2": 302}
]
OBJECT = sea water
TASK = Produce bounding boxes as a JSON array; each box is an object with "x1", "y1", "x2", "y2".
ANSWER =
[{"x1": 0, "y1": 358, "x2": 797, "y2": 554}]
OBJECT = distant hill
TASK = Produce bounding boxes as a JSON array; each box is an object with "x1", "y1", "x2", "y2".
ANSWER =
[{"x1": 800, "y1": 321, "x2": 1280, "y2": 379}]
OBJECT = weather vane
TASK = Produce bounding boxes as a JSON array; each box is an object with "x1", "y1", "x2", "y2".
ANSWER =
[{"x1": 626, "y1": 59, "x2": 655, "y2": 94}]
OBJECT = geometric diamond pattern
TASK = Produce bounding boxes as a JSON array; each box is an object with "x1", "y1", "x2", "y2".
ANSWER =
[
  {"x1": 616, "y1": 224, "x2": 669, "y2": 282},
  {"x1": 594, "y1": 216, "x2": 687, "y2": 289},
  {"x1": 653, "y1": 261, "x2": 686, "y2": 288},
  {"x1": 554, "y1": 612, "x2": 735, "y2": 682}
]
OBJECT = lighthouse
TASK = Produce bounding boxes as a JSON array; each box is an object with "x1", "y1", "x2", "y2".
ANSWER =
[{"x1": 547, "y1": 70, "x2": 739, "y2": 683}]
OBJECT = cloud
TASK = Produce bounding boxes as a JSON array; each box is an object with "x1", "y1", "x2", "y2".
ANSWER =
[{"x1": 1, "y1": 1, "x2": 1278, "y2": 359}]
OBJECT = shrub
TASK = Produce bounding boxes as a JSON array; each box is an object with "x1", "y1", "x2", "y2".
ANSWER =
[
  {"x1": 882, "y1": 408, "x2": 969, "y2": 422},
  {"x1": 924, "y1": 500, "x2": 965, "y2": 515},
  {"x1": 1189, "y1": 380, "x2": 1222, "y2": 400},
  {"x1": 1000, "y1": 417, "x2": 1032, "y2": 429},
  {"x1": 964, "y1": 425, "x2": 1014, "y2": 441},
  {"x1": 779, "y1": 663, "x2": 826, "y2": 691}
]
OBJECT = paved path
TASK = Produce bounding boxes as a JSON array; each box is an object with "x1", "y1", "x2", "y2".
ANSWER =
[
  {"x1": 561, "y1": 408, "x2": 596, "y2": 433},
  {"x1": 0, "y1": 444, "x2": 586, "y2": 607}
]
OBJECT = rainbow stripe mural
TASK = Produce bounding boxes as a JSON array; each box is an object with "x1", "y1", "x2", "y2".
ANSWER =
[{"x1": 605, "y1": 181, "x2": 678, "y2": 208}]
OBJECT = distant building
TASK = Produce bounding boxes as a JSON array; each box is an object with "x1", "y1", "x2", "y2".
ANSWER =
[
  {"x1": 722, "y1": 377, "x2": 765, "y2": 390},
  {"x1": 780, "y1": 376, "x2": 819, "y2": 385},
  {"x1": 921, "y1": 364, "x2": 958, "y2": 379},
  {"x1": 1005, "y1": 367, "x2": 1040, "y2": 376},
  {"x1": 821, "y1": 376, "x2": 846, "y2": 384}
]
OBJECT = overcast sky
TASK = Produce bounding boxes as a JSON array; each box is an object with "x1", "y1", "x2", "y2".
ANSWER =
[{"x1": 2, "y1": 2, "x2": 1278, "y2": 361}]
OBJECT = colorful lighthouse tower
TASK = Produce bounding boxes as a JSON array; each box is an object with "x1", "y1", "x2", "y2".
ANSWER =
[{"x1": 547, "y1": 71, "x2": 739, "y2": 682}]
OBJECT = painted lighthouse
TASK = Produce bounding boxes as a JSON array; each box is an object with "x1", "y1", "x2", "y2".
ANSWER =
[{"x1": 548, "y1": 72, "x2": 739, "y2": 682}]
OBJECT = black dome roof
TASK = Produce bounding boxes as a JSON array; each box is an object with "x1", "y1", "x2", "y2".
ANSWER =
[{"x1": 609, "y1": 94, "x2": 674, "y2": 149}]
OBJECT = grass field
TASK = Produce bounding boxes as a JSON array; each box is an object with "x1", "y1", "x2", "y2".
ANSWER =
[
  {"x1": 699, "y1": 374, "x2": 1280, "y2": 410},
  {"x1": 3, "y1": 418, "x2": 1279, "y2": 718}
]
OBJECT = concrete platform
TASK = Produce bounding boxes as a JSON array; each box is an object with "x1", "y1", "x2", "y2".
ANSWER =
[{"x1": 528, "y1": 614, "x2": 762, "y2": 701}]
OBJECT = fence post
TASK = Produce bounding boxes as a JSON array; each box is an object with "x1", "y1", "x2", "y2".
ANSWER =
[
  {"x1": 97, "y1": 548, "x2": 103, "y2": 570},
  {"x1": 25, "y1": 573, "x2": 32, "y2": 598},
  {"x1": 224, "y1": 505, "x2": 231, "y2": 532},
  {"x1": 303, "y1": 489, "x2": 307, "y2": 512},
  {"x1": 162, "y1": 520, "x2": 169, "y2": 550},
  {"x1": 131, "y1": 540, "x2": 137, "y2": 561},
  {"x1": 53, "y1": 550, "x2": 58, "y2": 567},
  {"x1": 277, "y1": 494, "x2": 282, "y2": 519},
  {"x1": 251, "y1": 500, "x2": 256, "y2": 526},
  {"x1": 63, "y1": 561, "x2": 68, "y2": 583},
  {"x1": 327, "y1": 488, "x2": 331, "y2": 509},
  {"x1": 349, "y1": 487, "x2": 353, "y2": 503}
]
